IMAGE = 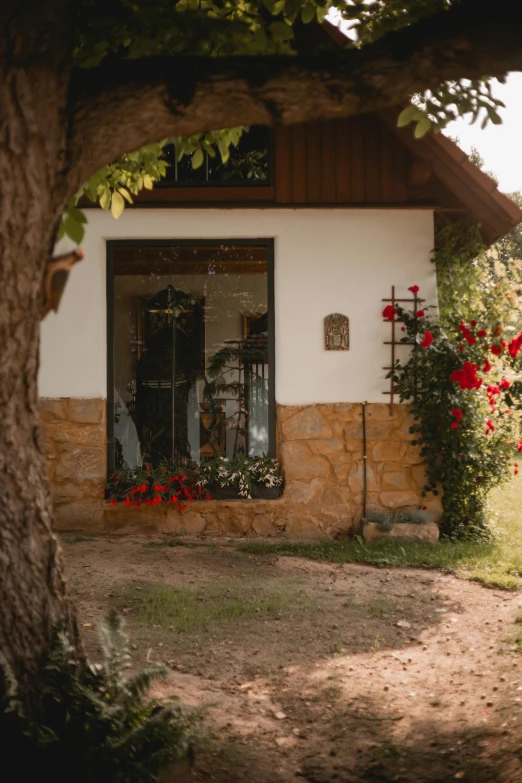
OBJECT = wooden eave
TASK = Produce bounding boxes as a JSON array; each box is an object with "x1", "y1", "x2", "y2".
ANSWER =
[{"x1": 379, "y1": 108, "x2": 522, "y2": 245}]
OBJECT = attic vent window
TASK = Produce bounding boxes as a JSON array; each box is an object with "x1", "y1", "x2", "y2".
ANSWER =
[{"x1": 157, "y1": 126, "x2": 271, "y2": 188}]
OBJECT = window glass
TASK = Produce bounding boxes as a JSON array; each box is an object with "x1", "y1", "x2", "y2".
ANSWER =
[{"x1": 109, "y1": 243, "x2": 273, "y2": 470}]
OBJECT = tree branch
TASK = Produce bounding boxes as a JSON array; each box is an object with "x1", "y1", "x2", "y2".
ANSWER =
[{"x1": 70, "y1": 0, "x2": 522, "y2": 184}]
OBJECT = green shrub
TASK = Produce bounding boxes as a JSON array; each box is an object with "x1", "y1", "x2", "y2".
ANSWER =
[{"x1": 0, "y1": 613, "x2": 193, "y2": 783}]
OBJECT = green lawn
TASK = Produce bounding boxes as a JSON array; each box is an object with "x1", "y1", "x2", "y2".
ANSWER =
[{"x1": 240, "y1": 477, "x2": 522, "y2": 591}]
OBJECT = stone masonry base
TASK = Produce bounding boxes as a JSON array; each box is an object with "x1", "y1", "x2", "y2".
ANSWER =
[{"x1": 39, "y1": 399, "x2": 442, "y2": 538}]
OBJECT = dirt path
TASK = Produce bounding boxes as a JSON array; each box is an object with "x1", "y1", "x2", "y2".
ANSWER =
[{"x1": 63, "y1": 536, "x2": 522, "y2": 782}]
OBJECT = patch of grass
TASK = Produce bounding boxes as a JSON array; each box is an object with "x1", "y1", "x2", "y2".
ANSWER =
[
  {"x1": 123, "y1": 582, "x2": 313, "y2": 632},
  {"x1": 367, "y1": 596, "x2": 394, "y2": 618},
  {"x1": 239, "y1": 477, "x2": 522, "y2": 591}
]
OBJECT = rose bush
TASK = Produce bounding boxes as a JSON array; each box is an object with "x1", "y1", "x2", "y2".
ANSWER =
[{"x1": 387, "y1": 289, "x2": 522, "y2": 540}]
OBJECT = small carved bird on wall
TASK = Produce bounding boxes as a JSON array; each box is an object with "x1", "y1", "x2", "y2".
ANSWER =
[{"x1": 41, "y1": 249, "x2": 84, "y2": 319}]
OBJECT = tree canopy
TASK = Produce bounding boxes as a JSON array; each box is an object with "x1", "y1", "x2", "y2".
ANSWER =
[{"x1": 58, "y1": 0, "x2": 522, "y2": 241}]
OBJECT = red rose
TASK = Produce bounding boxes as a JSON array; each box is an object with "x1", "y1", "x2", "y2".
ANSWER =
[
  {"x1": 491, "y1": 344, "x2": 503, "y2": 355},
  {"x1": 478, "y1": 329, "x2": 487, "y2": 337},
  {"x1": 408, "y1": 285, "x2": 420, "y2": 294},
  {"x1": 508, "y1": 331, "x2": 522, "y2": 359},
  {"x1": 500, "y1": 379, "x2": 511, "y2": 389},
  {"x1": 450, "y1": 422, "x2": 459, "y2": 429},
  {"x1": 487, "y1": 385, "x2": 500, "y2": 396},
  {"x1": 450, "y1": 362, "x2": 482, "y2": 390},
  {"x1": 450, "y1": 408, "x2": 463, "y2": 422},
  {"x1": 458, "y1": 345, "x2": 464, "y2": 352},
  {"x1": 416, "y1": 310, "x2": 425, "y2": 318},
  {"x1": 470, "y1": 320, "x2": 477, "y2": 327},
  {"x1": 517, "y1": 442, "x2": 522, "y2": 453},
  {"x1": 420, "y1": 331, "x2": 433, "y2": 349},
  {"x1": 483, "y1": 359, "x2": 492, "y2": 372},
  {"x1": 382, "y1": 305, "x2": 397, "y2": 321}
]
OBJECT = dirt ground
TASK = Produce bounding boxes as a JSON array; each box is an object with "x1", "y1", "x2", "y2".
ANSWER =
[{"x1": 63, "y1": 535, "x2": 522, "y2": 783}]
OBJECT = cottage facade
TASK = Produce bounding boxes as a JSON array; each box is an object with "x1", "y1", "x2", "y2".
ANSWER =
[{"x1": 39, "y1": 112, "x2": 522, "y2": 537}]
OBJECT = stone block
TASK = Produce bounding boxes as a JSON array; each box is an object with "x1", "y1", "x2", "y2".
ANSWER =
[
  {"x1": 39, "y1": 398, "x2": 68, "y2": 420},
  {"x1": 55, "y1": 447, "x2": 105, "y2": 481},
  {"x1": 371, "y1": 441, "x2": 406, "y2": 463},
  {"x1": 309, "y1": 437, "x2": 344, "y2": 455},
  {"x1": 283, "y1": 478, "x2": 323, "y2": 505},
  {"x1": 362, "y1": 521, "x2": 439, "y2": 544},
  {"x1": 381, "y1": 471, "x2": 411, "y2": 491},
  {"x1": 281, "y1": 441, "x2": 331, "y2": 482},
  {"x1": 68, "y1": 398, "x2": 105, "y2": 425},
  {"x1": 365, "y1": 420, "x2": 394, "y2": 439},
  {"x1": 52, "y1": 422, "x2": 104, "y2": 447},
  {"x1": 344, "y1": 422, "x2": 363, "y2": 439},
  {"x1": 411, "y1": 465, "x2": 428, "y2": 489},
  {"x1": 344, "y1": 438, "x2": 362, "y2": 454},
  {"x1": 402, "y1": 444, "x2": 424, "y2": 465},
  {"x1": 173, "y1": 510, "x2": 207, "y2": 535},
  {"x1": 332, "y1": 403, "x2": 361, "y2": 420},
  {"x1": 365, "y1": 404, "x2": 399, "y2": 422},
  {"x1": 379, "y1": 490, "x2": 420, "y2": 509},
  {"x1": 55, "y1": 500, "x2": 104, "y2": 532},
  {"x1": 285, "y1": 517, "x2": 327, "y2": 539},
  {"x1": 282, "y1": 407, "x2": 332, "y2": 440}
]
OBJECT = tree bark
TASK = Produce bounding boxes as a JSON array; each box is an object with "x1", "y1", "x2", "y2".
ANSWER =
[{"x1": 0, "y1": 1, "x2": 80, "y2": 705}]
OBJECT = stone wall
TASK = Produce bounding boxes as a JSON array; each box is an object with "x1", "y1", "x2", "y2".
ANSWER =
[
  {"x1": 39, "y1": 399, "x2": 441, "y2": 538},
  {"x1": 39, "y1": 398, "x2": 106, "y2": 531}
]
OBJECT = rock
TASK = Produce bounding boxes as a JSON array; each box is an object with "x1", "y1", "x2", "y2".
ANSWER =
[
  {"x1": 372, "y1": 441, "x2": 407, "y2": 462},
  {"x1": 397, "y1": 620, "x2": 411, "y2": 629},
  {"x1": 281, "y1": 441, "x2": 331, "y2": 482},
  {"x1": 379, "y1": 491, "x2": 420, "y2": 509},
  {"x1": 381, "y1": 471, "x2": 411, "y2": 491},
  {"x1": 282, "y1": 407, "x2": 333, "y2": 440},
  {"x1": 274, "y1": 711, "x2": 286, "y2": 720}
]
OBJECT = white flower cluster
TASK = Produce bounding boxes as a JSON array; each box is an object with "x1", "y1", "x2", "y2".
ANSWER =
[{"x1": 196, "y1": 455, "x2": 283, "y2": 498}]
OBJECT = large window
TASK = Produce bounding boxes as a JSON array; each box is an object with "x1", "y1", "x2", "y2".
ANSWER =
[{"x1": 107, "y1": 241, "x2": 275, "y2": 473}]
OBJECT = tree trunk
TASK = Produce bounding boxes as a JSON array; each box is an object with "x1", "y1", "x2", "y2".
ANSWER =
[{"x1": 0, "y1": 1, "x2": 80, "y2": 707}]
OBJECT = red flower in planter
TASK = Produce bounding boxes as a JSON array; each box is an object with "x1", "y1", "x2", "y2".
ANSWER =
[
  {"x1": 109, "y1": 498, "x2": 118, "y2": 506},
  {"x1": 382, "y1": 305, "x2": 397, "y2": 321},
  {"x1": 408, "y1": 285, "x2": 420, "y2": 294},
  {"x1": 420, "y1": 331, "x2": 433, "y2": 348}
]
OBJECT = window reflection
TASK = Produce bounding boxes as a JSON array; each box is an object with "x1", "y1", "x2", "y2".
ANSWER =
[{"x1": 110, "y1": 243, "x2": 272, "y2": 470}]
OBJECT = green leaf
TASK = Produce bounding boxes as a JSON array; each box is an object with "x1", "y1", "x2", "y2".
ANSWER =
[
  {"x1": 397, "y1": 105, "x2": 419, "y2": 128},
  {"x1": 414, "y1": 117, "x2": 432, "y2": 139},
  {"x1": 142, "y1": 174, "x2": 153, "y2": 190},
  {"x1": 99, "y1": 188, "x2": 111, "y2": 211},
  {"x1": 191, "y1": 148, "x2": 204, "y2": 169},
  {"x1": 62, "y1": 215, "x2": 85, "y2": 244},
  {"x1": 301, "y1": 4, "x2": 315, "y2": 23},
  {"x1": 110, "y1": 191, "x2": 125, "y2": 219}
]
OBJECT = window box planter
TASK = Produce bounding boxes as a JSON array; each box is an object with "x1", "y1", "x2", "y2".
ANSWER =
[
  {"x1": 362, "y1": 520, "x2": 439, "y2": 544},
  {"x1": 210, "y1": 485, "x2": 283, "y2": 500}
]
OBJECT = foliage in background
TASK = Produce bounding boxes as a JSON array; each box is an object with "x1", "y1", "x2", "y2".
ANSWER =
[
  {"x1": 389, "y1": 286, "x2": 522, "y2": 540},
  {"x1": 0, "y1": 613, "x2": 192, "y2": 783},
  {"x1": 105, "y1": 455, "x2": 283, "y2": 504},
  {"x1": 60, "y1": 0, "x2": 510, "y2": 242}
]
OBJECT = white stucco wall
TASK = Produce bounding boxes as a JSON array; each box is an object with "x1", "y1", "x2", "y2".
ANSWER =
[{"x1": 39, "y1": 208, "x2": 436, "y2": 404}]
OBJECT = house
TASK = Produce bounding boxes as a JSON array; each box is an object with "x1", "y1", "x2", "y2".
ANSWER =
[{"x1": 38, "y1": 100, "x2": 522, "y2": 538}]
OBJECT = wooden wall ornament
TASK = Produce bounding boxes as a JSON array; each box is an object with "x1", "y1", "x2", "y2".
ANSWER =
[{"x1": 324, "y1": 313, "x2": 349, "y2": 351}]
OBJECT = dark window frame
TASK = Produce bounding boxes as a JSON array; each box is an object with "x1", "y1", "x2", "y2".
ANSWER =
[{"x1": 106, "y1": 238, "x2": 276, "y2": 476}]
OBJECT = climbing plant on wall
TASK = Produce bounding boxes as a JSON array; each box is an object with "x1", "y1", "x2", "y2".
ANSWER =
[{"x1": 388, "y1": 292, "x2": 522, "y2": 540}]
